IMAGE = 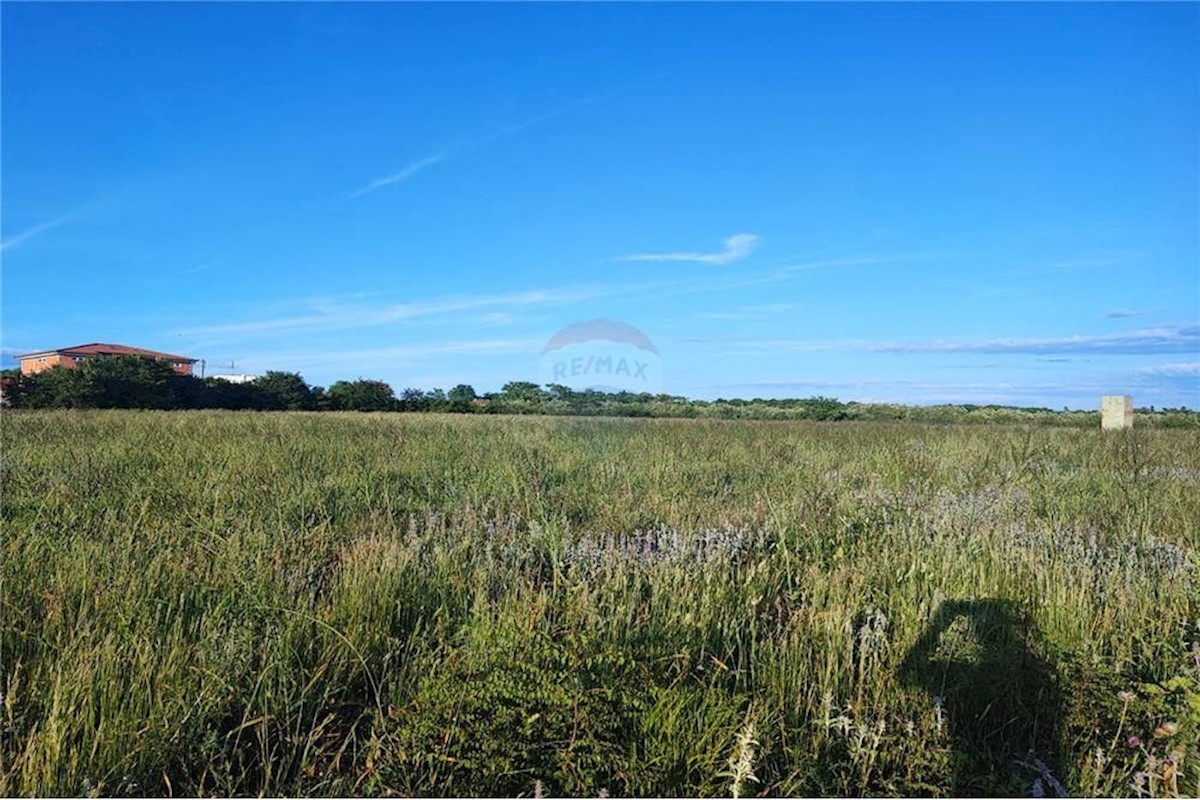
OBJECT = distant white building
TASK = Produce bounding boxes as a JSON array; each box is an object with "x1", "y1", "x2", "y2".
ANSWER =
[{"x1": 210, "y1": 373, "x2": 257, "y2": 384}]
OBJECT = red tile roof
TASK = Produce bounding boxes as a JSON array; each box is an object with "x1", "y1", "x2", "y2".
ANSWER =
[{"x1": 18, "y1": 343, "x2": 197, "y2": 362}]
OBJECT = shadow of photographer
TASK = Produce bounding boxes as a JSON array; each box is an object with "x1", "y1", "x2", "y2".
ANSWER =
[{"x1": 899, "y1": 598, "x2": 1064, "y2": 796}]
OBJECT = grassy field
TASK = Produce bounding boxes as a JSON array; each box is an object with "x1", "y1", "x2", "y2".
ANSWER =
[{"x1": 2, "y1": 411, "x2": 1198, "y2": 797}]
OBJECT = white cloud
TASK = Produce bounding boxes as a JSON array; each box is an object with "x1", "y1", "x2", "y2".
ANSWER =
[
  {"x1": 347, "y1": 94, "x2": 602, "y2": 200},
  {"x1": 482, "y1": 94, "x2": 603, "y2": 143},
  {"x1": 696, "y1": 302, "x2": 800, "y2": 321},
  {"x1": 704, "y1": 254, "x2": 925, "y2": 293},
  {"x1": 236, "y1": 337, "x2": 542, "y2": 372},
  {"x1": 176, "y1": 283, "x2": 644, "y2": 341},
  {"x1": 0, "y1": 213, "x2": 78, "y2": 252},
  {"x1": 482, "y1": 312, "x2": 516, "y2": 326},
  {"x1": 871, "y1": 324, "x2": 1200, "y2": 356},
  {"x1": 1052, "y1": 255, "x2": 1141, "y2": 271},
  {"x1": 711, "y1": 377, "x2": 1108, "y2": 393},
  {"x1": 679, "y1": 323, "x2": 1200, "y2": 358},
  {"x1": 350, "y1": 153, "x2": 446, "y2": 198},
  {"x1": 176, "y1": 259, "x2": 224, "y2": 277},
  {"x1": 1137, "y1": 362, "x2": 1200, "y2": 377},
  {"x1": 618, "y1": 233, "x2": 760, "y2": 266},
  {"x1": 693, "y1": 376, "x2": 1122, "y2": 407}
]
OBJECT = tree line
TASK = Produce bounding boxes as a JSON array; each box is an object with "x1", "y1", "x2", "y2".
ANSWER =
[{"x1": 2, "y1": 355, "x2": 1196, "y2": 426}]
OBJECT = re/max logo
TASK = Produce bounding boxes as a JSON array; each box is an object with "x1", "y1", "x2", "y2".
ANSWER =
[{"x1": 552, "y1": 356, "x2": 649, "y2": 381}]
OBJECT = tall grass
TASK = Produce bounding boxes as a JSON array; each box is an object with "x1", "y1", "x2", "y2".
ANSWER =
[{"x1": 2, "y1": 411, "x2": 1197, "y2": 796}]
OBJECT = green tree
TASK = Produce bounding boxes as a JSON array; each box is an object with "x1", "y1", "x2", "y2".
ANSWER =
[
  {"x1": 17, "y1": 355, "x2": 180, "y2": 409},
  {"x1": 168, "y1": 372, "x2": 210, "y2": 409},
  {"x1": 398, "y1": 387, "x2": 428, "y2": 412},
  {"x1": 424, "y1": 388, "x2": 449, "y2": 412},
  {"x1": 311, "y1": 386, "x2": 334, "y2": 411},
  {"x1": 447, "y1": 384, "x2": 477, "y2": 413},
  {"x1": 545, "y1": 383, "x2": 574, "y2": 402},
  {"x1": 253, "y1": 371, "x2": 316, "y2": 410},
  {"x1": 204, "y1": 378, "x2": 268, "y2": 410},
  {"x1": 327, "y1": 379, "x2": 397, "y2": 412},
  {"x1": 88, "y1": 355, "x2": 180, "y2": 408},
  {"x1": 797, "y1": 396, "x2": 847, "y2": 421},
  {"x1": 500, "y1": 381, "x2": 545, "y2": 403}
]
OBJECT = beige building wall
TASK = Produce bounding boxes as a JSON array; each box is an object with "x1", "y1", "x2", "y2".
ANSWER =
[
  {"x1": 20, "y1": 354, "x2": 70, "y2": 375},
  {"x1": 1101, "y1": 395, "x2": 1133, "y2": 429},
  {"x1": 20, "y1": 353, "x2": 194, "y2": 376}
]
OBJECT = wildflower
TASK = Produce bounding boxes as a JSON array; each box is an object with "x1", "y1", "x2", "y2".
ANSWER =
[
  {"x1": 726, "y1": 721, "x2": 759, "y2": 800},
  {"x1": 1118, "y1": 690, "x2": 1138, "y2": 704},
  {"x1": 1126, "y1": 735, "x2": 1142, "y2": 748},
  {"x1": 826, "y1": 713, "x2": 853, "y2": 736},
  {"x1": 1153, "y1": 721, "x2": 1179, "y2": 739}
]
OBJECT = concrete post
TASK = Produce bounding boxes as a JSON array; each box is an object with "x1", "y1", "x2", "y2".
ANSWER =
[{"x1": 1101, "y1": 395, "x2": 1133, "y2": 429}]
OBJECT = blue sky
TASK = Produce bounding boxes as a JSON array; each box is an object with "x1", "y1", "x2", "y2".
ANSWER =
[{"x1": 3, "y1": 2, "x2": 1197, "y2": 408}]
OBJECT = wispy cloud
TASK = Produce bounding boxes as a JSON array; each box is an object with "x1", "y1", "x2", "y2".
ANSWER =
[
  {"x1": 350, "y1": 152, "x2": 446, "y2": 198},
  {"x1": 1052, "y1": 256, "x2": 1138, "y2": 271},
  {"x1": 708, "y1": 377, "x2": 1110, "y2": 394},
  {"x1": 1137, "y1": 361, "x2": 1200, "y2": 377},
  {"x1": 482, "y1": 312, "x2": 516, "y2": 326},
  {"x1": 694, "y1": 376, "x2": 1127, "y2": 408},
  {"x1": 176, "y1": 258, "x2": 225, "y2": 277},
  {"x1": 1106, "y1": 309, "x2": 1145, "y2": 319},
  {"x1": 998, "y1": 251, "x2": 1143, "y2": 280},
  {"x1": 235, "y1": 337, "x2": 542, "y2": 372},
  {"x1": 176, "y1": 283, "x2": 645, "y2": 342},
  {"x1": 681, "y1": 323, "x2": 1200, "y2": 358},
  {"x1": 872, "y1": 324, "x2": 1199, "y2": 356},
  {"x1": 482, "y1": 93, "x2": 605, "y2": 144},
  {"x1": 696, "y1": 302, "x2": 800, "y2": 321},
  {"x1": 1131, "y1": 362, "x2": 1200, "y2": 405},
  {"x1": 349, "y1": 93, "x2": 605, "y2": 200},
  {"x1": 709, "y1": 254, "x2": 924, "y2": 292},
  {"x1": 618, "y1": 233, "x2": 761, "y2": 266},
  {"x1": 670, "y1": 332, "x2": 859, "y2": 354},
  {"x1": 0, "y1": 213, "x2": 79, "y2": 252},
  {"x1": 174, "y1": 246, "x2": 907, "y2": 348}
]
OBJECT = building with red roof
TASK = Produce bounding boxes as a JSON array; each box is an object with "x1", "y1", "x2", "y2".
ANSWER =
[{"x1": 17, "y1": 343, "x2": 198, "y2": 376}]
